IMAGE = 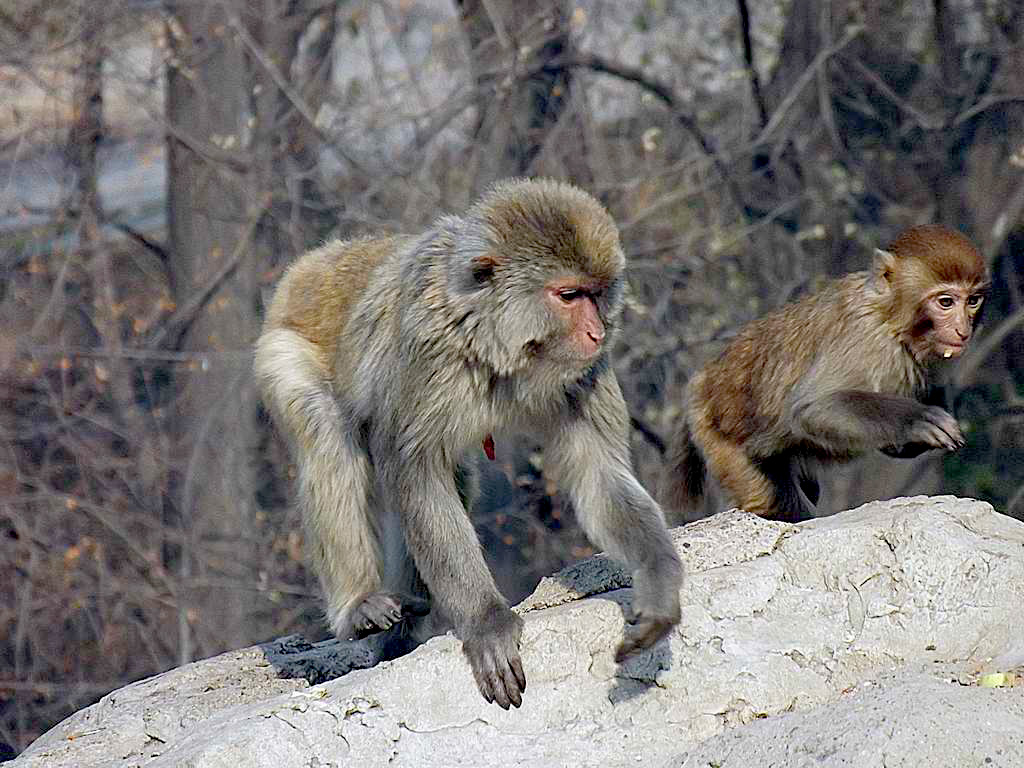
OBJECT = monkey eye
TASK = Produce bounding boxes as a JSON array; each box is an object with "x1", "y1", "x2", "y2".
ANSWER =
[
  {"x1": 936, "y1": 295, "x2": 955, "y2": 310},
  {"x1": 967, "y1": 294, "x2": 984, "y2": 308},
  {"x1": 557, "y1": 288, "x2": 585, "y2": 303}
]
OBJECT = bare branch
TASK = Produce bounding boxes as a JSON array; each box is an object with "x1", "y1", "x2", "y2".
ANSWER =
[
  {"x1": 546, "y1": 53, "x2": 749, "y2": 217},
  {"x1": 736, "y1": 0, "x2": 769, "y2": 128},
  {"x1": 843, "y1": 57, "x2": 943, "y2": 131},
  {"x1": 754, "y1": 24, "x2": 866, "y2": 144},
  {"x1": 630, "y1": 415, "x2": 666, "y2": 454},
  {"x1": 226, "y1": 11, "x2": 373, "y2": 176},
  {"x1": 108, "y1": 218, "x2": 171, "y2": 264},
  {"x1": 148, "y1": 193, "x2": 271, "y2": 350}
]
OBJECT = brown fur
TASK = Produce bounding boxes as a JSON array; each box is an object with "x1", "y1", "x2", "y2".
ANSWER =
[{"x1": 663, "y1": 224, "x2": 988, "y2": 522}]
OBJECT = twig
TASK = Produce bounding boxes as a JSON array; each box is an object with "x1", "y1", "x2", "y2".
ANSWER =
[
  {"x1": 736, "y1": 0, "x2": 768, "y2": 128},
  {"x1": 108, "y1": 218, "x2": 171, "y2": 264},
  {"x1": 480, "y1": 0, "x2": 512, "y2": 51},
  {"x1": 545, "y1": 53, "x2": 749, "y2": 218},
  {"x1": 844, "y1": 56, "x2": 942, "y2": 131},
  {"x1": 226, "y1": 12, "x2": 372, "y2": 176},
  {"x1": 630, "y1": 415, "x2": 666, "y2": 454},
  {"x1": 164, "y1": 120, "x2": 251, "y2": 173},
  {"x1": 21, "y1": 344, "x2": 252, "y2": 363},
  {"x1": 147, "y1": 192, "x2": 271, "y2": 350},
  {"x1": 754, "y1": 24, "x2": 866, "y2": 145},
  {"x1": 952, "y1": 93, "x2": 1024, "y2": 126}
]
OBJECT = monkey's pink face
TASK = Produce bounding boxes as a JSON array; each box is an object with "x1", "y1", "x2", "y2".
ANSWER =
[
  {"x1": 919, "y1": 284, "x2": 985, "y2": 359},
  {"x1": 545, "y1": 279, "x2": 606, "y2": 361}
]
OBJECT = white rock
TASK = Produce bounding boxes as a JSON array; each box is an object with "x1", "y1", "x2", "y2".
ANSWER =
[{"x1": 14, "y1": 497, "x2": 1024, "y2": 768}]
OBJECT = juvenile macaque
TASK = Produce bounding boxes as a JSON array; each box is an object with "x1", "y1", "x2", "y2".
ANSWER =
[
  {"x1": 663, "y1": 224, "x2": 988, "y2": 523},
  {"x1": 255, "y1": 179, "x2": 682, "y2": 709}
]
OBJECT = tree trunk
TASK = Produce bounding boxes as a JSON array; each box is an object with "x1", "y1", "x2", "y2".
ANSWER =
[
  {"x1": 163, "y1": 0, "x2": 338, "y2": 662},
  {"x1": 165, "y1": 0, "x2": 262, "y2": 661}
]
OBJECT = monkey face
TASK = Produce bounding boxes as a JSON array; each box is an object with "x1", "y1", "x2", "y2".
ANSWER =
[
  {"x1": 486, "y1": 274, "x2": 618, "y2": 372},
  {"x1": 918, "y1": 284, "x2": 985, "y2": 359},
  {"x1": 544, "y1": 280, "x2": 607, "y2": 361},
  {"x1": 878, "y1": 224, "x2": 989, "y2": 362}
]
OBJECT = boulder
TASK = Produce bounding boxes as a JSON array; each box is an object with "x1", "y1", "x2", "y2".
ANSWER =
[{"x1": 13, "y1": 496, "x2": 1024, "y2": 768}]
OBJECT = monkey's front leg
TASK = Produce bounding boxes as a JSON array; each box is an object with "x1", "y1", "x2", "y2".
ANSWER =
[
  {"x1": 582, "y1": 467, "x2": 682, "y2": 661},
  {"x1": 792, "y1": 390, "x2": 964, "y2": 455},
  {"x1": 387, "y1": 459, "x2": 526, "y2": 709},
  {"x1": 547, "y1": 385, "x2": 683, "y2": 661}
]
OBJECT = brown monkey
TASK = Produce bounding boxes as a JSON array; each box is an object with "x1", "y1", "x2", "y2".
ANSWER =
[
  {"x1": 663, "y1": 224, "x2": 988, "y2": 523},
  {"x1": 255, "y1": 179, "x2": 682, "y2": 709}
]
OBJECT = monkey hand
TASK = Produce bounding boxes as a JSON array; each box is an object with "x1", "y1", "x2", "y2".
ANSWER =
[
  {"x1": 899, "y1": 405, "x2": 965, "y2": 453},
  {"x1": 614, "y1": 559, "x2": 683, "y2": 663},
  {"x1": 347, "y1": 591, "x2": 431, "y2": 640},
  {"x1": 461, "y1": 603, "x2": 526, "y2": 710}
]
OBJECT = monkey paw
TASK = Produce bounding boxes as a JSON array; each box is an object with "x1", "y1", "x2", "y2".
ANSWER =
[
  {"x1": 615, "y1": 564, "x2": 682, "y2": 663},
  {"x1": 461, "y1": 606, "x2": 526, "y2": 710},
  {"x1": 347, "y1": 592, "x2": 431, "y2": 641},
  {"x1": 908, "y1": 406, "x2": 965, "y2": 452},
  {"x1": 614, "y1": 613, "x2": 678, "y2": 663}
]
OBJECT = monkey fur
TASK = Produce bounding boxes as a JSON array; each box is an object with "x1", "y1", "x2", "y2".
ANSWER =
[
  {"x1": 255, "y1": 178, "x2": 682, "y2": 709},
  {"x1": 663, "y1": 224, "x2": 989, "y2": 523}
]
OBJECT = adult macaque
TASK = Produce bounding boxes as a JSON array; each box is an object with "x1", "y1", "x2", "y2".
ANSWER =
[
  {"x1": 255, "y1": 179, "x2": 682, "y2": 709},
  {"x1": 663, "y1": 224, "x2": 988, "y2": 523}
]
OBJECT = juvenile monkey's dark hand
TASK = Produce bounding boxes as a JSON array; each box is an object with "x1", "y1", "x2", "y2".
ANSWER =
[
  {"x1": 904, "y1": 405, "x2": 964, "y2": 452},
  {"x1": 461, "y1": 604, "x2": 526, "y2": 710},
  {"x1": 348, "y1": 592, "x2": 431, "y2": 640},
  {"x1": 615, "y1": 558, "x2": 683, "y2": 663}
]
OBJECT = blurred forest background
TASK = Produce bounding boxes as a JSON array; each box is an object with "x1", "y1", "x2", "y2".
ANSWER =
[{"x1": 3, "y1": 0, "x2": 1024, "y2": 755}]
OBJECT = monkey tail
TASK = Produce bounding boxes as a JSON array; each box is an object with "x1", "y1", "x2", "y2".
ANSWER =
[{"x1": 661, "y1": 417, "x2": 706, "y2": 515}]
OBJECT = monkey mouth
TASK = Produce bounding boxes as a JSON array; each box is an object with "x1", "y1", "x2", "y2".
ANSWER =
[{"x1": 940, "y1": 343, "x2": 965, "y2": 358}]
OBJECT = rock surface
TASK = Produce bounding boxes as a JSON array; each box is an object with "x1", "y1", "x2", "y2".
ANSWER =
[{"x1": 13, "y1": 496, "x2": 1024, "y2": 768}]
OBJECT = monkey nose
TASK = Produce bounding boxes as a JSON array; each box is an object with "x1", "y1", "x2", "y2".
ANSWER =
[{"x1": 587, "y1": 329, "x2": 605, "y2": 343}]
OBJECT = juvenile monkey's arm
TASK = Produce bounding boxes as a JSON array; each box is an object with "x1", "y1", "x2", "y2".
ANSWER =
[{"x1": 789, "y1": 386, "x2": 964, "y2": 456}]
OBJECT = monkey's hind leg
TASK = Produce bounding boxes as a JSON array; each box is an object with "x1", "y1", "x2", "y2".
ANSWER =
[
  {"x1": 311, "y1": 439, "x2": 437, "y2": 641},
  {"x1": 692, "y1": 422, "x2": 779, "y2": 518},
  {"x1": 758, "y1": 453, "x2": 819, "y2": 523},
  {"x1": 256, "y1": 328, "x2": 421, "y2": 641}
]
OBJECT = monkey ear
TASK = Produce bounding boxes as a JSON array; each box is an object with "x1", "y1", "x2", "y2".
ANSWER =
[
  {"x1": 869, "y1": 248, "x2": 896, "y2": 293},
  {"x1": 449, "y1": 250, "x2": 499, "y2": 294},
  {"x1": 449, "y1": 220, "x2": 502, "y2": 294}
]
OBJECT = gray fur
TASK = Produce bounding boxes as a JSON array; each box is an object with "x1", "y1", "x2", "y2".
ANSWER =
[{"x1": 255, "y1": 179, "x2": 682, "y2": 709}]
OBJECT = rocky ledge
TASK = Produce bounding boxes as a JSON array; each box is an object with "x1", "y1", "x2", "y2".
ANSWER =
[{"x1": 13, "y1": 496, "x2": 1024, "y2": 768}]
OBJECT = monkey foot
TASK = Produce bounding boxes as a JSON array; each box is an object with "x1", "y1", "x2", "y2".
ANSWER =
[
  {"x1": 614, "y1": 616, "x2": 676, "y2": 663},
  {"x1": 347, "y1": 592, "x2": 431, "y2": 640}
]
